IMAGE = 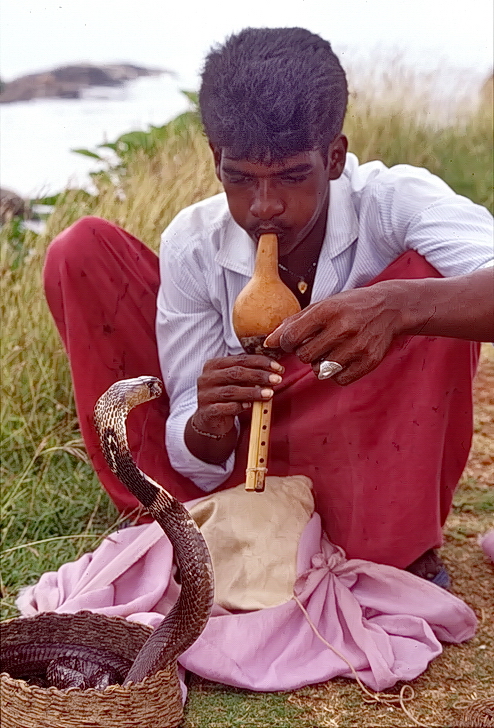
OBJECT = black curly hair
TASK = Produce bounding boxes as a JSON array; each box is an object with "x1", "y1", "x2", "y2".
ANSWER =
[{"x1": 199, "y1": 27, "x2": 348, "y2": 162}]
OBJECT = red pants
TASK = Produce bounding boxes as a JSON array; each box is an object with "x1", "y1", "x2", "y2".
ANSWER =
[{"x1": 44, "y1": 216, "x2": 480, "y2": 568}]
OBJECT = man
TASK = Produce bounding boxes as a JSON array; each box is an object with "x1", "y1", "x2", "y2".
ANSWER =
[{"x1": 44, "y1": 28, "x2": 493, "y2": 587}]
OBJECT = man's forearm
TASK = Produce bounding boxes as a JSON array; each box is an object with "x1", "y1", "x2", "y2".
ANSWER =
[{"x1": 389, "y1": 267, "x2": 494, "y2": 341}]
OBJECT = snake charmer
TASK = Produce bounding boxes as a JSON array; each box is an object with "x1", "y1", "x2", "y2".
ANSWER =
[{"x1": 44, "y1": 27, "x2": 494, "y2": 590}]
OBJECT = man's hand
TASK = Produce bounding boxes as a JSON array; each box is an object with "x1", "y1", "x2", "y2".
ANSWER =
[
  {"x1": 265, "y1": 267, "x2": 494, "y2": 385},
  {"x1": 264, "y1": 283, "x2": 405, "y2": 385},
  {"x1": 185, "y1": 354, "x2": 283, "y2": 464},
  {"x1": 193, "y1": 354, "x2": 284, "y2": 433}
]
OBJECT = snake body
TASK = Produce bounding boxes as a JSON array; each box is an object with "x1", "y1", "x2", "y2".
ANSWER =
[{"x1": 1, "y1": 376, "x2": 214, "y2": 688}]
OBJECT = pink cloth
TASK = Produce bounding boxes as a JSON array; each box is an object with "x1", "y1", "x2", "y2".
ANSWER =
[
  {"x1": 480, "y1": 530, "x2": 494, "y2": 562},
  {"x1": 17, "y1": 514, "x2": 477, "y2": 695}
]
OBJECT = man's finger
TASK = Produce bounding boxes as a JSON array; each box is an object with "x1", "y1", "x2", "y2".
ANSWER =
[
  {"x1": 205, "y1": 354, "x2": 282, "y2": 371},
  {"x1": 294, "y1": 329, "x2": 351, "y2": 364},
  {"x1": 265, "y1": 312, "x2": 323, "y2": 351}
]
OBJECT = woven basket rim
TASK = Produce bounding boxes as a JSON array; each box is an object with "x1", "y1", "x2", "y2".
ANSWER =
[
  {"x1": 0, "y1": 664, "x2": 177, "y2": 695},
  {"x1": 0, "y1": 610, "x2": 175, "y2": 693},
  {"x1": 0, "y1": 609, "x2": 154, "y2": 631}
]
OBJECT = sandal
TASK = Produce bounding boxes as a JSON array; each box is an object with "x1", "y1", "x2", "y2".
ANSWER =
[{"x1": 405, "y1": 549, "x2": 451, "y2": 589}]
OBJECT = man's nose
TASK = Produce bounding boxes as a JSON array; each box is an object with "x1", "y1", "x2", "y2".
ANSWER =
[{"x1": 249, "y1": 180, "x2": 285, "y2": 219}]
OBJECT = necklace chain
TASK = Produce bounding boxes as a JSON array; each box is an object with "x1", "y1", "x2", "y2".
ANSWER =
[{"x1": 278, "y1": 260, "x2": 317, "y2": 294}]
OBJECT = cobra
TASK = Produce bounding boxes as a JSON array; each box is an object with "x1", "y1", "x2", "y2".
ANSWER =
[{"x1": 1, "y1": 376, "x2": 214, "y2": 688}]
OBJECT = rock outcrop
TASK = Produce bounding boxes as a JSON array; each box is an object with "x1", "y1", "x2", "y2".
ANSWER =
[
  {"x1": 0, "y1": 63, "x2": 168, "y2": 104},
  {"x1": 0, "y1": 188, "x2": 29, "y2": 224}
]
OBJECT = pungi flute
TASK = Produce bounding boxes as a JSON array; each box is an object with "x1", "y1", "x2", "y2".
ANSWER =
[{"x1": 232, "y1": 234, "x2": 301, "y2": 491}]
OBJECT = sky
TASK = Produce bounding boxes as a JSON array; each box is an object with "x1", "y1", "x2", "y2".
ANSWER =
[{"x1": 1, "y1": 0, "x2": 493, "y2": 85}]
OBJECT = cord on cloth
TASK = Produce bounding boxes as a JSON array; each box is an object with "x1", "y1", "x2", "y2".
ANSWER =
[{"x1": 293, "y1": 594, "x2": 441, "y2": 728}]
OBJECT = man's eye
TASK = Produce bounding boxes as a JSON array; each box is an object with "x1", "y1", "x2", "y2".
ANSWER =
[{"x1": 282, "y1": 176, "x2": 307, "y2": 184}]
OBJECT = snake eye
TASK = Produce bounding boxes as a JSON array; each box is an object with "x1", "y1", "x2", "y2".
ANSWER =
[{"x1": 149, "y1": 379, "x2": 162, "y2": 397}]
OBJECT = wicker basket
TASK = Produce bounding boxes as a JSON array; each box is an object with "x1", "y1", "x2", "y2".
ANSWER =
[{"x1": 0, "y1": 611, "x2": 183, "y2": 728}]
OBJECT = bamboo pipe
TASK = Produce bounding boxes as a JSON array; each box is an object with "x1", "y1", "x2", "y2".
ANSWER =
[{"x1": 232, "y1": 234, "x2": 301, "y2": 491}]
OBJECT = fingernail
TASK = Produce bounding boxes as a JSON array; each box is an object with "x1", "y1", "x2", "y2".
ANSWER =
[
  {"x1": 242, "y1": 402, "x2": 251, "y2": 409},
  {"x1": 270, "y1": 361, "x2": 284, "y2": 372},
  {"x1": 269, "y1": 373, "x2": 282, "y2": 384},
  {"x1": 261, "y1": 388, "x2": 274, "y2": 399}
]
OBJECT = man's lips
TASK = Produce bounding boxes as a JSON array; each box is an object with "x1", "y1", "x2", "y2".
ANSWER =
[{"x1": 250, "y1": 226, "x2": 287, "y2": 241}]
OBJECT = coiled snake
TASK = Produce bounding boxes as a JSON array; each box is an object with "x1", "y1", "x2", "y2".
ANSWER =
[{"x1": 1, "y1": 376, "x2": 214, "y2": 688}]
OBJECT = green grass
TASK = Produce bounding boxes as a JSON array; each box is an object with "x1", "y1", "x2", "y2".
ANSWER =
[
  {"x1": 182, "y1": 680, "x2": 308, "y2": 728},
  {"x1": 453, "y1": 486, "x2": 494, "y2": 514},
  {"x1": 1, "y1": 64, "x2": 493, "y2": 726},
  {"x1": 0, "y1": 124, "x2": 223, "y2": 614}
]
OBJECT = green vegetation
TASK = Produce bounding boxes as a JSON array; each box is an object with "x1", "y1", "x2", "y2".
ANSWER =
[
  {"x1": 1, "y1": 66, "x2": 492, "y2": 726},
  {"x1": 71, "y1": 90, "x2": 202, "y2": 188},
  {"x1": 182, "y1": 679, "x2": 308, "y2": 728}
]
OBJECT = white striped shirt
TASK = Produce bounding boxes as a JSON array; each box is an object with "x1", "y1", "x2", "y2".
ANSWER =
[{"x1": 156, "y1": 152, "x2": 493, "y2": 492}]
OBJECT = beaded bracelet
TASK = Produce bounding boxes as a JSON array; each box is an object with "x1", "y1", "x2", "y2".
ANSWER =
[{"x1": 190, "y1": 417, "x2": 230, "y2": 440}]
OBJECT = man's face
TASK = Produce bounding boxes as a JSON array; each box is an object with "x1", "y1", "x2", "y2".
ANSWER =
[{"x1": 214, "y1": 136, "x2": 347, "y2": 257}]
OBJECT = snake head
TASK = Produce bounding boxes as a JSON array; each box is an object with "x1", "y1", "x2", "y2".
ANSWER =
[
  {"x1": 126, "y1": 376, "x2": 163, "y2": 408},
  {"x1": 141, "y1": 376, "x2": 163, "y2": 400},
  {"x1": 94, "y1": 376, "x2": 164, "y2": 426}
]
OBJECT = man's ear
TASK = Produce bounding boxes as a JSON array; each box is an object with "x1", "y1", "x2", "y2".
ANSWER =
[
  {"x1": 210, "y1": 143, "x2": 222, "y2": 180},
  {"x1": 327, "y1": 134, "x2": 348, "y2": 180}
]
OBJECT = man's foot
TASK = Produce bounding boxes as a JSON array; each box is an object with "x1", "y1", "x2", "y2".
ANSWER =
[{"x1": 405, "y1": 549, "x2": 451, "y2": 589}]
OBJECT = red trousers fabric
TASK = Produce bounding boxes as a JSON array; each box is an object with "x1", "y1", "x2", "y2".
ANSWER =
[{"x1": 43, "y1": 216, "x2": 480, "y2": 568}]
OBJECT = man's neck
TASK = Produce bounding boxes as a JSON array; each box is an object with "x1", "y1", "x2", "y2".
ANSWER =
[
  {"x1": 278, "y1": 195, "x2": 328, "y2": 272},
  {"x1": 277, "y1": 198, "x2": 328, "y2": 307}
]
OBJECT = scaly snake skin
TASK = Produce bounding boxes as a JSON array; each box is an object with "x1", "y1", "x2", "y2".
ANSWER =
[{"x1": 1, "y1": 376, "x2": 214, "y2": 688}]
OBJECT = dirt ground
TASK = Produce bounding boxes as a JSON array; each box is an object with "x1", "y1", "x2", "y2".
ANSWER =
[{"x1": 462, "y1": 347, "x2": 494, "y2": 486}]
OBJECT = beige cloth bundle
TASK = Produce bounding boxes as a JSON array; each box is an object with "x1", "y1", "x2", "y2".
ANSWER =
[{"x1": 190, "y1": 475, "x2": 314, "y2": 611}]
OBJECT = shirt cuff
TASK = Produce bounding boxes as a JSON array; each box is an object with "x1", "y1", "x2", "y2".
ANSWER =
[{"x1": 165, "y1": 409, "x2": 237, "y2": 493}]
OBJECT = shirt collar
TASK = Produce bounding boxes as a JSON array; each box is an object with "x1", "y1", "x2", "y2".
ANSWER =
[
  {"x1": 215, "y1": 171, "x2": 358, "y2": 276},
  {"x1": 324, "y1": 172, "x2": 359, "y2": 258},
  {"x1": 215, "y1": 215, "x2": 255, "y2": 276}
]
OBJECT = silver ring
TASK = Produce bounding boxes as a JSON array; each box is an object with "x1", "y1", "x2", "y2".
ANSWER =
[{"x1": 318, "y1": 360, "x2": 343, "y2": 380}]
